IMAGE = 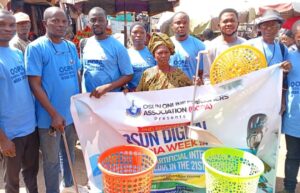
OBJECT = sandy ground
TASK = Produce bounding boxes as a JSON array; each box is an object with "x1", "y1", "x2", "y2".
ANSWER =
[
  {"x1": 0, "y1": 134, "x2": 299, "y2": 193},
  {"x1": 0, "y1": 144, "x2": 88, "y2": 193}
]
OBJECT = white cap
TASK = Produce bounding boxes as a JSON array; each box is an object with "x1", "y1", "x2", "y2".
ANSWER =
[{"x1": 14, "y1": 12, "x2": 30, "y2": 23}]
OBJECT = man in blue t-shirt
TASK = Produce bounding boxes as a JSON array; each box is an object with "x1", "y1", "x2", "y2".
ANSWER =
[
  {"x1": 280, "y1": 20, "x2": 300, "y2": 193},
  {"x1": 169, "y1": 11, "x2": 206, "y2": 83},
  {"x1": 0, "y1": 10, "x2": 39, "y2": 193},
  {"x1": 82, "y1": 7, "x2": 133, "y2": 97},
  {"x1": 25, "y1": 7, "x2": 81, "y2": 193},
  {"x1": 246, "y1": 9, "x2": 291, "y2": 119},
  {"x1": 246, "y1": 10, "x2": 291, "y2": 69}
]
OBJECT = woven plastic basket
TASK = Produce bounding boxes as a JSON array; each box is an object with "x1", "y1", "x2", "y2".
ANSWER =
[
  {"x1": 202, "y1": 147, "x2": 264, "y2": 193},
  {"x1": 98, "y1": 145, "x2": 157, "y2": 193},
  {"x1": 210, "y1": 45, "x2": 267, "y2": 85}
]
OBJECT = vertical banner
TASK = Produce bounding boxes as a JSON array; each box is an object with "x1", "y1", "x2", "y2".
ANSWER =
[{"x1": 71, "y1": 65, "x2": 283, "y2": 193}]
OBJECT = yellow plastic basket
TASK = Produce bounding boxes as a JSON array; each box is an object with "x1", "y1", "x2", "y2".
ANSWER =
[
  {"x1": 98, "y1": 145, "x2": 157, "y2": 193},
  {"x1": 210, "y1": 45, "x2": 267, "y2": 85},
  {"x1": 202, "y1": 147, "x2": 264, "y2": 193}
]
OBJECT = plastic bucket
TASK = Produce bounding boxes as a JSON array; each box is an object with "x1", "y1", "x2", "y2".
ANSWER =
[
  {"x1": 202, "y1": 147, "x2": 264, "y2": 193},
  {"x1": 98, "y1": 145, "x2": 157, "y2": 193}
]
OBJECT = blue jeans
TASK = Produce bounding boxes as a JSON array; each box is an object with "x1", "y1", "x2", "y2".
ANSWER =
[
  {"x1": 39, "y1": 124, "x2": 76, "y2": 193},
  {"x1": 284, "y1": 134, "x2": 300, "y2": 192}
]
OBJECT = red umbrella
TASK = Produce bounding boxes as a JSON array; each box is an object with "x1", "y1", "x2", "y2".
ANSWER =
[{"x1": 282, "y1": 15, "x2": 300, "y2": 29}]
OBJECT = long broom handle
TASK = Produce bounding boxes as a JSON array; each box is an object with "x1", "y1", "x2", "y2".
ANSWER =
[
  {"x1": 190, "y1": 50, "x2": 208, "y2": 125},
  {"x1": 189, "y1": 50, "x2": 208, "y2": 134},
  {"x1": 62, "y1": 132, "x2": 79, "y2": 193}
]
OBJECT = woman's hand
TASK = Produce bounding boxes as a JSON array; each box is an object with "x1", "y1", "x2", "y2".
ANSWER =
[{"x1": 193, "y1": 76, "x2": 203, "y2": 86}]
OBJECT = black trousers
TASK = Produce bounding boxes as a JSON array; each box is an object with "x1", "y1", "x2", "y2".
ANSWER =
[
  {"x1": 1, "y1": 129, "x2": 39, "y2": 193},
  {"x1": 284, "y1": 134, "x2": 300, "y2": 192}
]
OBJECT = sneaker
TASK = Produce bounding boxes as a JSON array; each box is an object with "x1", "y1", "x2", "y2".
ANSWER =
[{"x1": 60, "y1": 185, "x2": 89, "y2": 193}]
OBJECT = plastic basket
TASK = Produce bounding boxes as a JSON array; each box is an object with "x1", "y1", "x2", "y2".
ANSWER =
[
  {"x1": 202, "y1": 147, "x2": 264, "y2": 193},
  {"x1": 98, "y1": 145, "x2": 157, "y2": 193},
  {"x1": 210, "y1": 45, "x2": 267, "y2": 85}
]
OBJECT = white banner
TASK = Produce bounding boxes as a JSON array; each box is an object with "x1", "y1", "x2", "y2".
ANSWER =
[{"x1": 71, "y1": 64, "x2": 283, "y2": 193}]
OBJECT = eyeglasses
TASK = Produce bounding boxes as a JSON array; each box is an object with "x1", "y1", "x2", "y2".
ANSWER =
[
  {"x1": 259, "y1": 22, "x2": 280, "y2": 30},
  {"x1": 50, "y1": 39, "x2": 71, "y2": 55},
  {"x1": 49, "y1": 39, "x2": 75, "y2": 64}
]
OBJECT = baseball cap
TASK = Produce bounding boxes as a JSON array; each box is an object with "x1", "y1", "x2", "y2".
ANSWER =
[{"x1": 14, "y1": 12, "x2": 30, "y2": 23}]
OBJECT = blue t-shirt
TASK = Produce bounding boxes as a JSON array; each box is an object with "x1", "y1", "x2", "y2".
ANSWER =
[
  {"x1": 170, "y1": 35, "x2": 206, "y2": 80},
  {"x1": 0, "y1": 46, "x2": 36, "y2": 139},
  {"x1": 25, "y1": 36, "x2": 81, "y2": 129},
  {"x1": 246, "y1": 37, "x2": 289, "y2": 66},
  {"x1": 282, "y1": 48, "x2": 300, "y2": 137},
  {"x1": 82, "y1": 36, "x2": 133, "y2": 92},
  {"x1": 127, "y1": 47, "x2": 156, "y2": 89}
]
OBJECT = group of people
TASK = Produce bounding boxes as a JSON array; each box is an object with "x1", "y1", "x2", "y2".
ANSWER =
[
  {"x1": 0, "y1": 7, "x2": 81, "y2": 193},
  {"x1": 0, "y1": 4, "x2": 300, "y2": 193}
]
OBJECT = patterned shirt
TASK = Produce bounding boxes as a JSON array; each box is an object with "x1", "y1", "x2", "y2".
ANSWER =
[
  {"x1": 136, "y1": 66, "x2": 192, "y2": 91},
  {"x1": 10, "y1": 35, "x2": 30, "y2": 54}
]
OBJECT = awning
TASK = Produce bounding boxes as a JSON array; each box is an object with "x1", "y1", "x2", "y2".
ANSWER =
[
  {"x1": 60, "y1": 0, "x2": 179, "y2": 16},
  {"x1": 258, "y1": 2, "x2": 300, "y2": 19}
]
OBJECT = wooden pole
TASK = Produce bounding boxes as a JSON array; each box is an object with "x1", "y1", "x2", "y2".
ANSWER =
[{"x1": 123, "y1": 0, "x2": 127, "y2": 47}]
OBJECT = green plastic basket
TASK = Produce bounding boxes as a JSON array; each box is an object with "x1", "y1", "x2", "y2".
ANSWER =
[{"x1": 202, "y1": 147, "x2": 264, "y2": 193}]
